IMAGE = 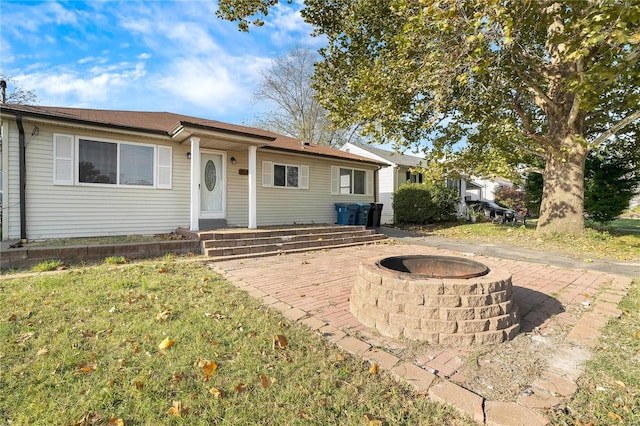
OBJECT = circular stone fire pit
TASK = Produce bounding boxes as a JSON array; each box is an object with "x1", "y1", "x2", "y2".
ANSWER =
[{"x1": 350, "y1": 255, "x2": 520, "y2": 345}]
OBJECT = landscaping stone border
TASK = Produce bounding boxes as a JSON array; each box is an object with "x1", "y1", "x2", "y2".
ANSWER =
[{"x1": 0, "y1": 240, "x2": 200, "y2": 271}]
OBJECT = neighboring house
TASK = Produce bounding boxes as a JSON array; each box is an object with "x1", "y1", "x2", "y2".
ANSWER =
[
  {"x1": 461, "y1": 176, "x2": 513, "y2": 202},
  {"x1": 340, "y1": 143, "x2": 425, "y2": 224},
  {"x1": 0, "y1": 104, "x2": 386, "y2": 241}
]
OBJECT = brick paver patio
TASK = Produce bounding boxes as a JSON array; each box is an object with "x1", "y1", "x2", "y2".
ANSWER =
[{"x1": 210, "y1": 240, "x2": 632, "y2": 425}]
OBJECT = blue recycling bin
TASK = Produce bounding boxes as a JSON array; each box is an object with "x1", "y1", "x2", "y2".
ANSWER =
[
  {"x1": 355, "y1": 203, "x2": 372, "y2": 226},
  {"x1": 335, "y1": 203, "x2": 357, "y2": 225}
]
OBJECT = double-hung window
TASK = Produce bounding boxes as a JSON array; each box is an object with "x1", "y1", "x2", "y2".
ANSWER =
[
  {"x1": 53, "y1": 134, "x2": 172, "y2": 188},
  {"x1": 331, "y1": 166, "x2": 373, "y2": 195},
  {"x1": 262, "y1": 161, "x2": 309, "y2": 189}
]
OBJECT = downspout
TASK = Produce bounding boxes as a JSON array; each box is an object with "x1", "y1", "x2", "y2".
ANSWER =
[{"x1": 16, "y1": 114, "x2": 26, "y2": 242}]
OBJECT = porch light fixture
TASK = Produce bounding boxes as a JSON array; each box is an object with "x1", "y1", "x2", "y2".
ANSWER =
[
  {"x1": 186, "y1": 152, "x2": 191, "y2": 159},
  {"x1": 230, "y1": 157, "x2": 237, "y2": 164}
]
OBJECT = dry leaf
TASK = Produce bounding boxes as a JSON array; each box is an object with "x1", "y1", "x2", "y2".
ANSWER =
[
  {"x1": 298, "y1": 410, "x2": 310, "y2": 419},
  {"x1": 7, "y1": 313, "x2": 17, "y2": 322},
  {"x1": 235, "y1": 383, "x2": 247, "y2": 393},
  {"x1": 614, "y1": 380, "x2": 626, "y2": 389},
  {"x1": 171, "y1": 372, "x2": 185, "y2": 383},
  {"x1": 608, "y1": 412, "x2": 623, "y2": 421},
  {"x1": 167, "y1": 400, "x2": 188, "y2": 417},
  {"x1": 194, "y1": 358, "x2": 218, "y2": 378},
  {"x1": 635, "y1": 331, "x2": 640, "y2": 339},
  {"x1": 209, "y1": 387, "x2": 224, "y2": 398},
  {"x1": 135, "y1": 381, "x2": 144, "y2": 390},
  {"x1": 36, "y1": 347, "x2": 50, "y2": 356},
  {"x1": 364, "y1": 414, "x2": 383, "y2": 425},
  {"x1": 158, "y1": 337, "x2": 176, "y2": 350},
  {"x1": 158, "y1": 267, "x2": 168, "y2": 274},
  {"x1": 156, "y1": 309, "x2": 171, "y2": 321},
  {"x1": 273, "y1": 334, "x2": 288, "y2": 349},
  {"x1": 108, "y1": 418, "x2": 124, "y2": 426},
  {"x1": 260, "y1": 373, "x2": 270, "y2": 389},
  {"x1": 369, "y1": 363, "x2": 379, "y2": 375},
  {"x1": 78, "y1": 362, "x2": 97, "y2": 374},
  {"x1": 336, "y1": 353, "x2": 345, "y2": 361},
  {"x1": 15, "y1": 331, "x2": 35, "y2": 344}
]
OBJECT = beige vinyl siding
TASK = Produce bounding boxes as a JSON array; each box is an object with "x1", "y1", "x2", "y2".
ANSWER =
[
  {"x1": 225, "y1": 150, "x2": 377, "y2": 227},
  {"x1": 15, "y1": 124, "x2": 190, "y2": 240},
  {"x1": 4, "y1": 122, "x2": 22, "y2": 239}
]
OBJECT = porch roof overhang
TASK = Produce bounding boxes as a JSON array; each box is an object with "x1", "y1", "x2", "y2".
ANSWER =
[{"x1": 170, "y1": 121, "x2": 276, "y2": 151}]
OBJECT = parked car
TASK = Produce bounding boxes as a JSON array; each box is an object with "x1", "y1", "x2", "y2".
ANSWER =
[{"x1": 467, "y1": 200, "x2": 517, "y2": 223}]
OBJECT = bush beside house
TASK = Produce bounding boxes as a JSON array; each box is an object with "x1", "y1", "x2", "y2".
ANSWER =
[{"x1": 393, "y1": 183, "x2": 458, "y2": 224}]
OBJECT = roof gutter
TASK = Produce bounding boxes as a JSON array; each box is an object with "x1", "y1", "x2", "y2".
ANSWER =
[
  {"x1": 16, "y1": 114, "x2": 26, "y2": 241},
  {"x1": 261, "y1": 146, "x2": 388, "y2": 167}
]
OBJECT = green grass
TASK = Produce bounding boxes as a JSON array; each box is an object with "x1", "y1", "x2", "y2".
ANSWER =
[
  {"x1": 30, "y1": 259, "x2": 64, "y2": 272},
  {"x1": 400, "y1": 221, "x2": 640, "y2": 261},
  {"x1": 0, "y1": 259, "x2": 473, "y2": 425},
  {"x1": 606, "y1": 218, "x2": 640, "y2": 231},
  {"x1": 551, "y1": 279, "x2": 640, "y2": 425}
]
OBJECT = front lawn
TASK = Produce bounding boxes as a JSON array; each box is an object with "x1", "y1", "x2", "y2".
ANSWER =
[
  {"x1": 401, "y1": 221, "x2": 640, "y2": 261},
  {"x1": 0, "y1": 259, "x2": 473, "y2": 425}
]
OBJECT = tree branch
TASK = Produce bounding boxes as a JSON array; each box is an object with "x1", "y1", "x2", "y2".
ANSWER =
[
  {"x1": 510, "y1": 56, "x2": 561, "y2": 115},
  {"x1": 589, "y1": 110, "x2": 640, "y2": 149}
]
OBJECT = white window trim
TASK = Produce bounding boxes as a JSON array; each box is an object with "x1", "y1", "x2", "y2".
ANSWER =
[
  {"x1": 52, "y1": 133, "x2": 173, "y2": 189},
  {"x1": 331, "y1": 165, "x2": 373, "y2": 196},
  {"x1": 262, "y1": 161, "x2": 309, "y2": 190}
]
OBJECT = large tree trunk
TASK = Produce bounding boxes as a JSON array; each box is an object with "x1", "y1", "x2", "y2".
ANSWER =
[{"x1": 536, "y1": 134, "x2": 587, "y2": 236}]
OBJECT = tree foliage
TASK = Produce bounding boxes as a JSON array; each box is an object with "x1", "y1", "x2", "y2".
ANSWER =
[
  {"x1": 218, "y1": 0, "x2": 640, "y2": 235},
  {"x1": 494, "y1": 186, "x2": 527, "y2": 216},
  {"x1": 0, "y1": 74, "x2": 38, "y2": 105},
  {"x1": 251, "y1": 47, "x2": 361, "y2": 146},
  {"x1": 584, "y1": 142, "x2": 640, "y2": 224}
]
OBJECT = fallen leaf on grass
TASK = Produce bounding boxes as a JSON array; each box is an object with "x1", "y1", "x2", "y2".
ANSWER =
[
  {"x1": 15, "y1": 332, "x2": 34, "y2": 344},
  {"x1": 158, "y1": 337, "x2": 176, "y2": 350},
  {"x1": 171, "y1": 372, "x2": 185, "y2": 383},
  {"x1": 273, "y1": 334, "x2": 288, "y2": 349},
  {"x1": 369, "y1": 363, "x2": 379, "y2": 374},
  {"x1": 156, "y1": 309, "x2": 171, "y2": 321},
  {"x1": 108, "y1": 418, "x2": 124, "y2": 426},
  {"x1": 235, "y1": 383, "x2": 247, "y2": 393},
  {"x1": 194, "y1": 358, "x2": 218, "y2": 379},
  {"x1": 364, "y1": 414, "x2": 383, "y2": 425},
  {"x1": 209, "y1": 387, "x2": 224, "y2": 398},
  {"x1": 261, "y1": 373, "x2": 270, "y2": 389},
  {"x1": 75, "y1": 412, "x2": 102, "y2": 425},
  {"x1": 614, "y1": 380, "x2": 626, "y2": 389},
  {"x1": 7, "y1": 313, "x2": 17, "y2": 322},
  {"x1": 36, "y1": 347, "x2": 50, "y2": 356},
  {"x1": 158, "y1": 267, "x2": 168, "y2": 274},
  {"x1": 167, "y1": 400, "x2": 188, "y2": 417},
  {"x1": 635, "y1": 331, "x2": 640, "y2": 339},
  {"x1": 608, "y1": 412, "x2": 623, "y2": 421},
  {"x1": 135, "y1": 381, "x2": 144, "y2": 390},
  {"x1": 77, "y1": 362, "x2": 97, "y2": 374}
]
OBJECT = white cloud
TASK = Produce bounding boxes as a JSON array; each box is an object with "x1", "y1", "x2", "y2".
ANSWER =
[{"x1": 138, "y1": 53, "x2": 152, "y2": 60}]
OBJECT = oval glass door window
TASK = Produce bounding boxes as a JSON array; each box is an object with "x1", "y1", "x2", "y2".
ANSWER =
[{"x1": 204, "y1": 160, "x2": 217, "y2": 191}]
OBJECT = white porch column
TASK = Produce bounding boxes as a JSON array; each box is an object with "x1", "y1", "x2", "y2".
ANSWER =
[
  {"x1": 248, "y1": 145, "x2": 257, "y2": 229},
  {"x1": 189, "y1": 137, "x2": 201, "y2": 231}
]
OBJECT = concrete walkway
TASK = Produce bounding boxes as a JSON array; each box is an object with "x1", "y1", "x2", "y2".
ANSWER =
[{"x1": 209, "y1": 235, "x2": 635, "y2": 426}]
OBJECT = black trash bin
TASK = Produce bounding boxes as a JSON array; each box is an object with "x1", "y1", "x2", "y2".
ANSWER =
[
  {"x1": 355, "y1": 203, "x2": 372, "y2": 226},
  {"x1": 368, "y1": 203, "x2": 383, "y2": 227}
]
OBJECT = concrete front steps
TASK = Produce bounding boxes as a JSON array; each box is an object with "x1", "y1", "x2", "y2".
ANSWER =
[{"x1": 197, "y1": 225, "x2": 387, "y2": 261}]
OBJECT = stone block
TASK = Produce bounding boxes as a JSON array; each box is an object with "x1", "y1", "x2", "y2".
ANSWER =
[
  {"x1": 456, "y1": 319, "x2": 490, "y2": 334},
  {"x1": 390, "y1": 363, "x2": 437, "y2": 392},
  {"x1": 351, "y1": 306, "x2": 376, "y2": 328},
  {"x1": 369, "y1": 282, "x2": 391, "y2": 298},
  {"x1": 485, "y1": 401, "x2": 549, "y2": 426},
  {"x1": 504, "y1": 323, "x2": 520, "y2": 340},
  {"x1": 393, "y1": 290, "x2": 424, "y2": 305},
  {"x1": 376, "y1": 297, "x2": 404, "y2": 314},
  {"x1": 517, "y1": 392, "x2": 565, "y2": 410},
  {"x1": 375, "y1": 319, "x2": 403, "y2": 338},
  {"x1": 408, "y1": 279, "x2": 445, "y2": 295},
  {"x1": 489, "y1": 290, "x2": 508, "y2": 304},
  {"x1": 389, "y1": 313, "x2": 421, "y2": 330},
  {"x1": 489, "y1": 313, "x2": 514, "y2": 330},
  {"x1": 440, "y1": 307, "x2": 475, "y2": 321},
  {"x1": 363, "y1": 348, "x2": 400, "y2": 370},
  {"x1": 402, "y1": 328, "x2": 439, "y2": 343},
  {"x1": 382, "y1": 274, "x2": 408, "y2": 292},
  {"x1": 476, "y1": 305, "x2": 502, "y2": 319},
  {"x1": 474, "y1": 329, "x2": 506, "y2": 345},
  {"x1": 443, "y1": 280, "x2": 478, "y2": 295},
  {"x1": 425, "y1": 295, "x2": 460, "y2": 308},
  {"x1": 336, "y1": 336, "x2": 371, "y2": 355},
  {"x1": 533, "y1": 373, "x2": 578, "y2": 397},
  {"x1": 404, "y1": 304, "x2": 439, "y2": 319},
  {"x1": 461, "y1": 294, "x2": 491, "y2": 307},
  {"x1": 428, "y1": 380, "x2": 485, "y2": 424},
  {"x1": 439, "y1": 332, "x2": 475, "y2": 346},
  {"x1": 359, "y1": 263, "x2": 382, "y2": 286},
  {"x1": 422, "y1": 319, "x2": 458, "y2": 334}
]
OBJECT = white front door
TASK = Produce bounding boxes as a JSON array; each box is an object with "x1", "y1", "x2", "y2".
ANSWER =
[{"x1": 200, "y1": 151, "x2": 225, "y2": 219}]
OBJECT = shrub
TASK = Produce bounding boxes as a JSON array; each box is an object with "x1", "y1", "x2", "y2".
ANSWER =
[
  {"x1": 104, "y1": 256, "x2": 126, "y2": 265},
  {"x1": 393, "y1": 183, "x2": 458, "y2": 224},
  {"x1": 524, "y1": 173, "x2": 543, "y2": 217},
  {"x1": 494, "y1": 186, "x2": 527, "y2": 216}
]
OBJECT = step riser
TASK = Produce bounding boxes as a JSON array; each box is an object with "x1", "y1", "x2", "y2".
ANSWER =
[
  {"x1": 205, "y1": 235, "x2": 386, "y2": 257},
  {"x1": 203, "y1": 230, "x2": 378, "y2": 248},
  {"x1": 198, "y1": 225, "x2": 367, "y2": 241}
]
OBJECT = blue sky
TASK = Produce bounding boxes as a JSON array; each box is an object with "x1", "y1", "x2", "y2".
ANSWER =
[{"x1": 0, "y1": 0, "x2": 324, "y2": 125}]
